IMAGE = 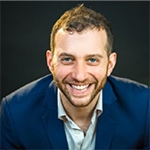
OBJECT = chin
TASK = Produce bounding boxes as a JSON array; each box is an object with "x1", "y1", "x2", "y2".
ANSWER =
[{"x1": 69, "y1": 96, "x2": 93, "y2": 107}]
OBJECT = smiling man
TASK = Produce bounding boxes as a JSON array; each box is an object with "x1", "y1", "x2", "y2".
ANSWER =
[
  {"x1": 47, "y1": 28, "x2": 116, "y2": 107},
  {"x1": 1, "y1": 4, "x2": 149, "y2": 150}
]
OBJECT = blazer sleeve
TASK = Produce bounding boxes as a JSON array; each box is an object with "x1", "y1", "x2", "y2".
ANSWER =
[
  {"x1": 1, "y1": 98, "x2": 19, "y2": 149},
  {"x1": 143, "y1": 94, "x2": 150, "y2": 149}
]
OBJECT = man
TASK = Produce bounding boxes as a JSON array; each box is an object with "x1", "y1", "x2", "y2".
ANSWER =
[{"x1": 1, "y1": 4, "x2": 149, "y2": 150}]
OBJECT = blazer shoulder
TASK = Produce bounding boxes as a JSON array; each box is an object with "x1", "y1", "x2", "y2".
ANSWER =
[
  {"x1": 107, "y1": 75, "x2": 149, "y2": 99},
  {"x1": 108, "y1": 75, "x2": 149, "y2": 90},
  {"x1": 2, "y1": 74, "x2": 53, "y2": 102}
]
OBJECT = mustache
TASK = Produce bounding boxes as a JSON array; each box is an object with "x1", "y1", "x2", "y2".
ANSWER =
[{"x1": 63, "y1": 78, "x2": 97, "y2": 85}]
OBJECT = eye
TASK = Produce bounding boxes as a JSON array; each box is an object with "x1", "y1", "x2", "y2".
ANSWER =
[
  {"x1": 89, "y1": 58, "x2": 97, "y2": 63},
  {"x1": 64, "y1": 57, "x2": 72, "y2": 62},
  {"x1": 87, "y1": 57, "x2": 100, "y2": 66},
  {"x1": 60, "y1": 57, "x2": 74, "y2": 65}
]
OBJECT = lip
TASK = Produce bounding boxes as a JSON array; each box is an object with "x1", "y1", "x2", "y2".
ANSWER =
[{"x1": 67, "y1": 83, "x2": 93, "y2": 96}]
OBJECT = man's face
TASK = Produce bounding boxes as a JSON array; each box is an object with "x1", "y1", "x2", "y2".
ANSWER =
[{"x1": 47, "y1": 28, "x2": 116, "y2": 108}]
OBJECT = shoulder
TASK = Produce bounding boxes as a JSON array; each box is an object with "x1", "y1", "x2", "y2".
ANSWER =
[
  {"x1": 108, "y1": 75, "x2": 149, "y2": 91},
  {"x1": 107, "y1": 75, "x2": 149, "y2": 101},
  {"x1": 2, "y1": 74, "x2": 54, "y2": 104},
  {"x1": 1, "y1": 74, "x2": 55, "y2": 123}
]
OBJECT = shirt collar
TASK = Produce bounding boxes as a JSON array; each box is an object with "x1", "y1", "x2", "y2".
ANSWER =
[{"x1": 57, "y1": 89, "x2": 103, "y2": 121}]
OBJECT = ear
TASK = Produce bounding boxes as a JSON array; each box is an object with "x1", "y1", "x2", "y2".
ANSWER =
[
  {"x1": 107, "y1": 52, "x2": 117, "y2": 76},
  {"x1": 46, "y1": 50, "x2": 53, "y2": 72}
]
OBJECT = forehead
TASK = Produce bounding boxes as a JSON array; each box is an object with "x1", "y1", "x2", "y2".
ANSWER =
[{"x1": 54, "y1": 28, "x2": 107, "y2": 55}]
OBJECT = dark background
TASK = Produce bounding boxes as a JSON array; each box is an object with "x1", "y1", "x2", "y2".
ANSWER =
[{"x1": 1, "y1": 1, "x2": 149, "y2": 99}]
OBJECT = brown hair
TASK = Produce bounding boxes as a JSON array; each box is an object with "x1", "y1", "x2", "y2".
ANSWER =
[{"x1": 50, "y1": 4, "x2": 113, "y2": 56}]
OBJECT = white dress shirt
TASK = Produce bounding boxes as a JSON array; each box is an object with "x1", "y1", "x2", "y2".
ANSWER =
[{"x1": 57, "y1": 89, "x2": 103, "y2": 150}]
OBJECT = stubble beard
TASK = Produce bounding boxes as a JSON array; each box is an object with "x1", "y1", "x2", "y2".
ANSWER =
[{"x1": 52, "y1": 73, "x2": 108, "y2": 108}]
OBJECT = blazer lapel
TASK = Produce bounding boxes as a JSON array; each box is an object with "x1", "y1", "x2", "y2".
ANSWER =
[
  {"x1": 41, "y1": 81, "x2": 68, "y2": 149},
  {"x1": 41, "y1": 78, "x2": 117, "y2": 149},
  {"x1": 95, "y1": 80, "x2": 117, "y2": 149}
]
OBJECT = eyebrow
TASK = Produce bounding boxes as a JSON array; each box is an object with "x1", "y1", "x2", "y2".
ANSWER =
[
  {"x1": 85, "y1": 54, "x2": 103, "y2": 59},
  {"x1": 58, "y1": 52, "x2": 103, "y2": 59},
  {"x1": 58, "y1": 52, "x2": 74, "y2": 58}
]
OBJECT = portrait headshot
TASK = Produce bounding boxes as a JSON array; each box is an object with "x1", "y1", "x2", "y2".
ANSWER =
[{"x1": 1, "y1": 1, "x2": 149, "y2": 149}]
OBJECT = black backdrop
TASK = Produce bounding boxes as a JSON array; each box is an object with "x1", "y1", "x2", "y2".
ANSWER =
[{"x1": 1, "y1": 1, "x2": 149, "y2": 99}]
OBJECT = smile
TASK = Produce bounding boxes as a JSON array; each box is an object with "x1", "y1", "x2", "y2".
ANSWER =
[{"x1": 71, "y1": 84, "x2": 90, "y2": 92}]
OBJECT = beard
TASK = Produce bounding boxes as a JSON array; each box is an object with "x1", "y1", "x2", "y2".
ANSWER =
[{"x1": 52, "y1": 70, "x2": 108, "y2": 108}]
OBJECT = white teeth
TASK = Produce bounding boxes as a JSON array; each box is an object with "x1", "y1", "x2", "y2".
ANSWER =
[{"x1": 72, "y1": 85, "x2": 89, "y2": 90}]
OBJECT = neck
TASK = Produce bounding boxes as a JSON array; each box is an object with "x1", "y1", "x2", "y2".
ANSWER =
[{"x1": 60, "y1": 93, "x2": 100, "y2": 126}]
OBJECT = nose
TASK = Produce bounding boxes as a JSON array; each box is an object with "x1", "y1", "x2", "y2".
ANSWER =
[{"x1": 71, "y1": 61, "x2": 88, "y2": 82}]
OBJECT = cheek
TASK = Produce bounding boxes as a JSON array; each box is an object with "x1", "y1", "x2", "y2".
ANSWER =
[
  {"x1": 52, "y1": 64, "x2": 71, "y2": 79},
  {"x1": 89, "y1": 65, "x2": 108, "y2": 79}
]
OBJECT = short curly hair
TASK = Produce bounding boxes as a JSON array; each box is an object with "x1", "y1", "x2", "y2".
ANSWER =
[{"x1": 50, "y1": 4, "x2": 113, "y2": 56}]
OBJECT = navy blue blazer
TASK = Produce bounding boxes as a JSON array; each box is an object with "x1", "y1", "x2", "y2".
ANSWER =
[{"x1": 1, "y1": 74, "x2": 150, "y2": 149}]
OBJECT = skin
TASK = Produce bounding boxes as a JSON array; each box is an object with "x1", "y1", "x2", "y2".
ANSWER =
[{"x1": 46, "y1": 28, "x2": 117, "y2": 132}]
